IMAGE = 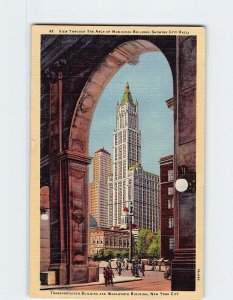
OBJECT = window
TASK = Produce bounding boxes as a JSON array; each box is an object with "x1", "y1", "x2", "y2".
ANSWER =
[
  {"x1": 168, "y1": 217, "x2": 174, "y2": 228},
  {"x1": 168, "y1": 170, "x2": 173, "y2": 181},
  {"x1": 168, "y1": 199, "x2": 174, "y2": 209},
  {"x1": 169, "y1": 238, "x2": 175, "y2": 250},
  {"x1": 168, "y1": 187, "x2": 174, "y2": 195}
]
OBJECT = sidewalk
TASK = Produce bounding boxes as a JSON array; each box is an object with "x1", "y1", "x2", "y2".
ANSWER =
[{"x1": 40, "y1": 275, "x2": 142, "y2": 290}]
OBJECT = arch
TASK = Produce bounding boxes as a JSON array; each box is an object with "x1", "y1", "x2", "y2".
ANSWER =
[
  {"x1": 68, "y1": 40, "x2": 167, "y2": 155},
  {"x1": 42, "y1": 33, "x2": 197, "y2": 289}
]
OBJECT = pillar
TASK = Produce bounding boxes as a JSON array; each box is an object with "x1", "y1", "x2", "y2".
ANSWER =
[
  {"x1": 172, "y1": 36, "x2": 197, "y2": 291},
  {"x1": 46, "y1": 60, "x2": 98, "y2": 284}
]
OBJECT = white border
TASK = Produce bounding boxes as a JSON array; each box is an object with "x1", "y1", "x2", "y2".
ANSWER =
[{"x1": 0, "y1": 1, "x2": 233, "y2": 300}]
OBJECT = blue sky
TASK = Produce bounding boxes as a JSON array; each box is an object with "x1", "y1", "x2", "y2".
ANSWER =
[{"x1": 89, "y1": 51, "x2": 174, "y2": 181}]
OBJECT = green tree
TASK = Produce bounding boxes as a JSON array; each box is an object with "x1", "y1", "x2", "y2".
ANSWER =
[
  {"x1": 102, "y1": 249, "x2": 114, "y2": 260},
  {"x1": 147, "y1": 229, "x2": 161, "y2": 258},
  {"x1": 91, "y1": 252, "x2": 100, "y2": 261},
  {"x1": 134, "y1": 228, "x2": 156, "y2": 258},
  {"x1": 121, "y1": 249, "x2": 129, "y2": 258}
]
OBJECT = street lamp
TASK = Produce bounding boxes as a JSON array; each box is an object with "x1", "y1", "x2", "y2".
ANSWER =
[
  {"x1": 40, "y1": 206, "x2": 49, "y2": 221},
  {"x1": 128, "y1": 201, "x2": 134, "y2": 262}
]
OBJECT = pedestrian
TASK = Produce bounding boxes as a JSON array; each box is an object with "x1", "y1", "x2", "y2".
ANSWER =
[
  {"x1": 125, "y1": 259, "x2": 129, "y2": 270},
  {"x1": 140, "y1": 261, "x2": 145, "y2": 276},
  {"x1": 103, "y1": 267, "x2": 109, "y2": 286},
  {"x1": 117, "y1": 261, "x2": 122, "y2": 276},
  {"x1": 107, "y1": 259, "x2": 112, "y2": 268},
  {"x1": 152, "y1": 258, "x2": 156, "y2": 271},
  {"x1": 134, "y1": 262, "x2": 139, "y2": 277},
  {"x1": 108, "y1": 267, "x2": 114, "y2": 285},
  {"x1": 122, "y1": 258, "x2": 125, "y2": 268},
  {"x1": 164, "y1": 262, "x2": 171, "y2": 280},
  {"x1": 131, "y1": 261, "x2": 135, "y2": 276}
]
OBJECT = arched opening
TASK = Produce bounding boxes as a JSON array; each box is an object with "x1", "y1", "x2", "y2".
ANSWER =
[
  {"x1": 41, "y1": 33, "x2": 197, "y2": 290},
  {"x1": 87, "y1": 49, "x2": 173, "y2": 251},
  {"x1": 66, "y1": 39, "x2": 174, "y2": 285},
  {"x1": 68, "y1": 40, "x2": 172, "y2": 155}
]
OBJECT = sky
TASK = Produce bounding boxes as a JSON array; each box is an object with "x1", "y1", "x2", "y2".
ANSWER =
[{"x1": 89, "y1": 51, "x2": 174, "y2": 182}]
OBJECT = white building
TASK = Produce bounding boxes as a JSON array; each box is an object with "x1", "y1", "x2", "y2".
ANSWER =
[
  {"x1": 90, "y1": 148, "x2": 112, "y2": 228},
  {"x1": 108, "y1": 83, "x2": 160, "y2": 232}
]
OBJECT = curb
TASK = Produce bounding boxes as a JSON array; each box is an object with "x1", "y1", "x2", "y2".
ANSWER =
[{"x1": 40, "y1": 277, "x2": 142, "y2": 290}]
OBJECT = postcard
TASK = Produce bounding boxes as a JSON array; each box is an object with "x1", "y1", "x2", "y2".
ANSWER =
[{"x1": 30, "y1": 25, "x2": 205, "y2": 299}]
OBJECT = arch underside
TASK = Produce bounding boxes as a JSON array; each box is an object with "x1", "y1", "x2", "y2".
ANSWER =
[
  {"x1": 40, "y1": 35, "x2": 176, "y2": 163},
  {"x1": 69, "y1": 40, "x2": 161, "y2": 155},
  {"x1": 39, "y1": 33, "x2": 197, "y2": 289}
]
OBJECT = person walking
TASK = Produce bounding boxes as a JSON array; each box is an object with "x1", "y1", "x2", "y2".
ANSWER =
[
  {"x1": 107, "y1": 259, "x2": 112, "y2": 268},
  {"x1": 117, "y1": 261, "x2": 122, "y2": 276},
  {"x1": 152, "y1": 258, "x2": 157, "y2": 271},
  {"x1": 103, "y1": 267, "x2": 109, "y2": 286},
  {"x1": 122, "y1": 258, "x2": 125, "y2": 268},
  {"x1": 125, "y1": 259, "x2": 129, "y2": 270},
  {"x1": 134, "y1": 262, "x2": 140, "y2": 277},
  {"x1": 108, "y1": 268, "x2": 114, "y2": 285},
  {"x1": 131, "y1": 261, "x2": 135, "y2": 276},
  {"x1": 140, "y1": 261, "x2": 145, "y2": 276}
]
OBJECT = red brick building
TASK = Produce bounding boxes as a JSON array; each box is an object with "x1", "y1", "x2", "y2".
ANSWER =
[
  {"x1": 160, "y1": 155, "x2": 175, "y2": 260},
  {"x1": 90, "y1": 228, "x2": 130, "y2": 255}
]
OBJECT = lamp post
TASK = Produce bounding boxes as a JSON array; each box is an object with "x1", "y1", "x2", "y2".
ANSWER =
[{"x1": 128, "y1": 201, "x2": 134, "y2": 262}]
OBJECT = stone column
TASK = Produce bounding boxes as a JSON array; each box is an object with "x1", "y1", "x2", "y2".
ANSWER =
[
  {"x1": 172, "y1": 36, "x2": 197, "y2": 291},
  {"x1": 45, "y1": 59, "x2": 67, "y2": 284},
  {"x1": 45, "y1": 60, "x2": 98, "y2": 284},
  {"x1": 58, "y1": 151, "x2": 91, "y2": 284}
]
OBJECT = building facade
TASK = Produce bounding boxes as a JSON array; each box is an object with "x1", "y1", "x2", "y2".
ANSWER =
[
  {"x1": 159, "y1": 155, "x2": 175, "y2": 260},
  {"x1": 90, "y1": 148, "x2": 112, "y2": 228},
  {"x1": 128, "y1": 165, "x2": 160, "y2": 231},
  {"x1": 108, "y1": 83, "x2": 160, "y2": 232},
  {"x1": 90, "y1": 228, "x2": 130, "y2": 255}
]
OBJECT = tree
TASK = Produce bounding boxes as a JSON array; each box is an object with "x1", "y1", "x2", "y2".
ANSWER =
[
  {"x1": 134, "y1": 228, "x2": 156, "y2": 258},
  {"x1": 147, "y1": 229, "x2": 161, "y2": 258},
  {"x1": 91, "y1": 248, "x2": 129, "y2": 261}
]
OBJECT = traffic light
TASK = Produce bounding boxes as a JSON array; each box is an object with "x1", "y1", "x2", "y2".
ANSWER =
[{"x1": 129, "y1": 203, "x2": 134, "y2": 216}]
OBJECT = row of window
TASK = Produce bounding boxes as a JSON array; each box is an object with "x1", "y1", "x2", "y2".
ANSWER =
[
  {"x1": 169, "y1": 238, "x2": 175, "y2": 250},
  {"x1": 167, "y1": 170, "x2": 174, "y2": 181},
  {"x1": 106, "y1": 238, "x2": 129, "y2": 247},
  {"x1": 168, "y1": 217, "x2": 174, "y2": 228},
  {"x1": 168, "y1": 199, "x2": 174, "y2": 209},
  {"x1": 168, "y1": 187, "x2": 174, "y2": 195}
]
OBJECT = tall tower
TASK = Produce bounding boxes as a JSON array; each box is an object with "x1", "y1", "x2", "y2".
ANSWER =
[
  {"x1": 90, "y1": 148, "x2": 112, "y2": 228},
  {"x1": 108, "y1": 83, "x2": 160, "y2": 233},
  {"x1": 111, "y1": 83, "x2": 141, "y2": 226}
]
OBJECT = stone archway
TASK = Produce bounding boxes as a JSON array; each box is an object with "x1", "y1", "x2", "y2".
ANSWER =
[
  {"x1": 42, "y1": 34, "x2": 196, "y2": 290},
  {"x1": 68, "y1": 40, "x2": 161, "y2": 155}
]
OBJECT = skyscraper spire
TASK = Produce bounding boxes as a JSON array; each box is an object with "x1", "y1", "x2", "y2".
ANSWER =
[
  {"x1": 125, "y1": 82, "x2": 129, "y2": 92},
  {"x1": 120, "y1": 82, "x2": 134, "y2": 105},
  {"x1": 108, "y1": 83, "x2": 160, "y2": 232}
]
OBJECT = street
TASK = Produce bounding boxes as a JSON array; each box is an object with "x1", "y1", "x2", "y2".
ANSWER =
[{"x1": 67, "y1": 261, "x2": 171, "y2": 291}]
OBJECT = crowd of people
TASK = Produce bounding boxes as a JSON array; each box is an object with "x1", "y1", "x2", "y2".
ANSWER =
[
  {"x1": 131, "y1": 259, "x2": 145, "y2": 277},
  {"x1": 103, "y1": 267, "x2": 114, "y2": 286},
  {"x1": 102, "y1": 257, "x2": 171, "y2": 285},
  {"x1": 103, "y1": 258, "x2": 146, "y2": 285}
]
